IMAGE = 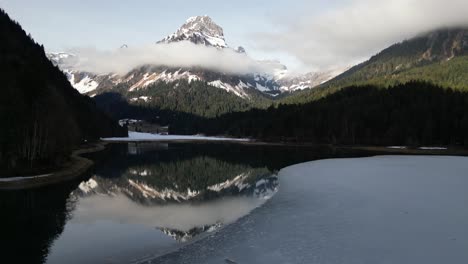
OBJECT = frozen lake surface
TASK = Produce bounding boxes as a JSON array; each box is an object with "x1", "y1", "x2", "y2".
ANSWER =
[
  {"x1": 150, "y1": 156, "x2": 468, "y2": 264},
  {"x1": 3, "y1": 143, "x2": 468, "y2": 264}
]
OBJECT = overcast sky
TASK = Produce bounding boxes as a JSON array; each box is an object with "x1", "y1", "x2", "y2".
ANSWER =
[{"x1": 1, "y1": 0, "x2": 467, "y2": 73}]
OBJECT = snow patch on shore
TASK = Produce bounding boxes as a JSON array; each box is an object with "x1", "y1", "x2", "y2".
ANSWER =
[
  {"x1": 0, "y1": 173, "x2": 53, "y2": 182},
  {"x1": 387, "y1": 146, "x2": 407, "y2": 149},
  {"x1": 419, "y1": 147, "x2": 447, "y2": 150},
  {"x1": 102, "y1": 132, "x2": 250, "y2": 142}
]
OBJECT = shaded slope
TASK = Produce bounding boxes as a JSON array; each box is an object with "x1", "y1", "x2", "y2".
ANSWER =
[{"x1": 0, "y1": 9, "x2": 126, "y2": 175}]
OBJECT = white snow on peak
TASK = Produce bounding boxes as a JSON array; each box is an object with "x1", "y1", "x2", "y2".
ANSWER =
[
  {"x1": 277, "y1": 67, "x2": 348, "y2": 92},
  {"x1": 208, "y1": 80, "x2": 249, "y2": 98},
  {"x1": 70, "y1": 74, "x2": 99, "y2": 94},
  {"x1": 64, "y1": 69, "x2": 98, "y2": 94},
  {"x1": 237, "y1": 80, "x2": 250, "y2": 90},
  {"x1": 186, "y1": 16, "x2": 198, "y2": 23},
  {"x1": 160, "y1": 16, "x2": 227, "y2": 48},
  {"x1": 204, "y1": 34, "x2": 227, "y2": 48},
  {"x1": 129, "y1": 70, "x2": 201, "y2": 91},
  {"x1": 255, "y1": 83, "x2": 268, "y2": 92},
  {"x1": 279, "y1": 81, "x2": 311, "y2": 92},
  {"x1": 47, "y1": 52, "x2": 76, "y2": 65}
]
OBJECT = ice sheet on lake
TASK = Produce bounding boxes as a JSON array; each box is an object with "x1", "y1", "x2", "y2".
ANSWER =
[
  {"x1": 45, "y1": 193, "x2": 275, "y2": 264},
  {"x1": 150, "y1": 155, "x2": 468, "y2": 264}
]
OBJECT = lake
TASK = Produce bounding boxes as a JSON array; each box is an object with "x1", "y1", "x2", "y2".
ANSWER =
[{"x1": 1, "y1": 143, "x2": 468, "y2": 264}]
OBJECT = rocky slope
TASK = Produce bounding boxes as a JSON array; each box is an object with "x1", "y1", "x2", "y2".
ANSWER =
[
  {"x1": 323, "y1": 27, "x2": 468, "y2": 90},
  {"x1": 47, "y1": 16, "x2": 285, "y2": 98},
  {"x1": 158, "y1": 15, "x2": 229, "y2": 49}
]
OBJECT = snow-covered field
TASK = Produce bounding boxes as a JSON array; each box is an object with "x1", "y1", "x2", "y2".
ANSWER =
[{"x1": 102, "y1": 132, "x2": 250, "y2": 142}]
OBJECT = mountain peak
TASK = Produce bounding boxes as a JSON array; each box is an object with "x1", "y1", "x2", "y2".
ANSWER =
[
  {"x1": 181, "y1": 15, "x2": 223, "y2": 36},
  {"x1": 185, "y1": 15, "x2": 210, "y2": 23},
  {"x1": 159, "y1": 15, "x2": 227, "y2": 48}
]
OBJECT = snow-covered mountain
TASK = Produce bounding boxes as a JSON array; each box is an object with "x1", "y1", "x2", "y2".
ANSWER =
[
  {"x1": 47, "y1": 52, "x2": 75, "y2": 65},
  {"x1": 278, "y1": 68, "x2": 348, "y2": 92},
  {"x1": 47, "y1": 52, "x2": 101, "y2": 94},
  {"x1": 47, "y1": 16, "x2": 343, "y2": 98},
  {"x1": 159, "y1": 16, "x2": 228, "y2": 49}
]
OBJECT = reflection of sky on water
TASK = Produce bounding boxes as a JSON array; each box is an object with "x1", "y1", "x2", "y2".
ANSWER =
[
  {"x1": 45, "y1": 142, "x2": 280, "y2": 264},
  {"x1": 71, "y1": 191, "x2": 274, "y2": 231}
]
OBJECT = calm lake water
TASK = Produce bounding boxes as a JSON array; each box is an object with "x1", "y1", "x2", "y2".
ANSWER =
[
  {"x1": 0, "y1": 143, "x2": 348, "y2": 264},
  {"x1": 2, "y1": 143, "x2": 468, "y2": 264}
]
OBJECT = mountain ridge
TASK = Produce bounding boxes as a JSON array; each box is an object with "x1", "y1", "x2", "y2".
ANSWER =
[
  {"x1": 282, "y1": 27, "x2": 468, "y2": 104},
  {"x1": 47, "y1": 15, "x2": 342, "y2": 99},
  {"x1": 326, "y1": 27, "x2": 468, "y2": 89},
  {"x1": 158, "y1": 16, "x2": 228, "y2": 49}
]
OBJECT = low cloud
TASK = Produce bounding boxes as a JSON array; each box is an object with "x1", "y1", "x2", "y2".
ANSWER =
[
  {"x1": 256, "y1": 0, "x2": 468, "y2": 70},
  {"x1": 65, "y1": 41, "x2": 278, "y2": 75}
]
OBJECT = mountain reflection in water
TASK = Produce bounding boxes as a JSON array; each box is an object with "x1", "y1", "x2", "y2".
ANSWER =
[{"x1": 0, "y1": 142, "x2": 354, "y2": 264}]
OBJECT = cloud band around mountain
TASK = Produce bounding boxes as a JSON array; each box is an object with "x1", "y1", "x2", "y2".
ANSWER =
[
  {"x1": 256, "y1": 0, "x2": 468, "y2": 70},
  {"x1": 65, "y1": 41, "x2": 279, "y2": 75}
]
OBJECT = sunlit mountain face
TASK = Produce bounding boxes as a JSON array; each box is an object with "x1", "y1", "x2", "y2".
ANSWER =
[{"x1": 46, "y1": 15, "x2": 344, "y2": 101}]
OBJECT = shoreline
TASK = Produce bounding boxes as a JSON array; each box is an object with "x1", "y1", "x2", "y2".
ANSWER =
[
  {"x1": 101, "y1": 131, "x2": 250, "y2": 143},
  {"x1": 1, "y1": 139, "x2": 466, "y2": 190},
  {"x1": 341, "y1": 145, "x2": 468, "y2": 156},
  {"x1": 101, "y1": 132, "x2": 468, "y2": 155},
  {"x1": 0, "y1": 143, "x2": 107, "y2": 190},
  {"x1": 105, "y1": 137, "x2": 468, "y2": 156}
]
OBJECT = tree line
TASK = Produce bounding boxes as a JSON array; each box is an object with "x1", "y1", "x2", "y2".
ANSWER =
[{"x1": 170, "y1": 81, "x2": 468, "y2": 147}]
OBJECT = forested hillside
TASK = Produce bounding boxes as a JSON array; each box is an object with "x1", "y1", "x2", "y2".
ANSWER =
[
  {"x1": 95, "y1": 80, "x2": 270, "y2": 121},
  {"x1": 173, "y1": 82, "x2": 468, "y2": 147},
  {"x1": 283, "y1": 28, "x2": 468, "y2": 104},
  {"x1": 0, "y1": 9, "x2": 126, "y2": 176}
]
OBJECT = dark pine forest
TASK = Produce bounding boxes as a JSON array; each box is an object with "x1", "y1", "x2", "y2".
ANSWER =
[
  {"x1": 171, "y1": 81, "x2": 468, "y2": 147},
  {"x1": 0, "y1": 9, "x2": 126, "y2": 176}
]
